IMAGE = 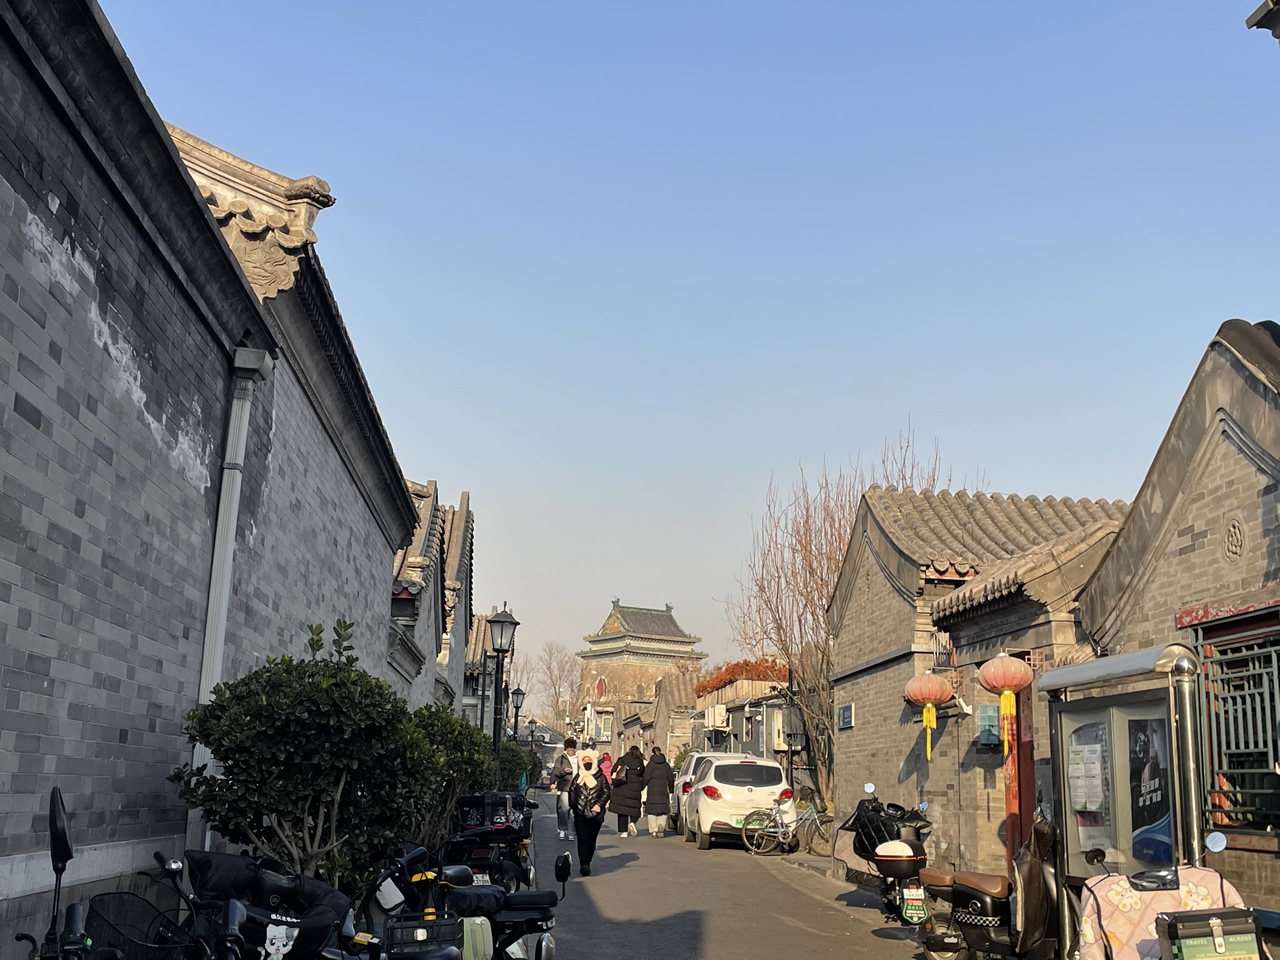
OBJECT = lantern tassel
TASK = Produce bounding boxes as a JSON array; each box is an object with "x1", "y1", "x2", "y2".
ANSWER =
[
  {"x1": 923, "y1": 702, "x2": 937, "y2": 761},
  {"x1": 1000, "y1": 689, "x2": 1016, "y2": 756}
]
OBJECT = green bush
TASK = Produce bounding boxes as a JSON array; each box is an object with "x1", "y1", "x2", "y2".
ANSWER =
[
  {"x1": 410, "y1": 705, "x2": 495, "y2": 847},
  {"x1": 171, "y1": 622, "x2": 442, "y2": 888},
  {"x1": 495, "y1": 740, "x2": 542, "y2": 792},
  {"x1": 671, "y1": 745, "x2": 694, "y2": 772}
]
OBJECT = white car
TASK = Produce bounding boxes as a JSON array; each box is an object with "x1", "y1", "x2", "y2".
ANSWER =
[
  {"x1": 683, "y1": 756, "x2": 796, "y2": 850},
  {"x1": 672, "y1": 751, "x2": 744, "y2": 832}
]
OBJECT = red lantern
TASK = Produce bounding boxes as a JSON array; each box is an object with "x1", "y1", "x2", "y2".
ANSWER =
[
  {"x1": 905, "y1": 671, "x2": 954, "y2": 761},
  {"x1": 977, "y1": 653, "x2": 1034, "y2": 756}
]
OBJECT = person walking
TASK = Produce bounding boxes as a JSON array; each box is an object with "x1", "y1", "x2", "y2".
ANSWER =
[
  {"x1": 569, "y1": 749, "x2": 610, "y2": 876},
  {"x1": 551, "y1": 738, "x2": 579, "y2": 841},
  {"x1": 599, "y1": 752, "x2": 613, "y2": 784},
  {"x1": 641, "y1": 746, "x2": 676, "y2": 839},
  {"x1": 609, "y1": 744, "x2": 646, "y2": 837}
]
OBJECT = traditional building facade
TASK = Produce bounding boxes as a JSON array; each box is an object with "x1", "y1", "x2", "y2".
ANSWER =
[
  {"x1": 1076, "y1": 320, "x2": 1280, "y2": 917},
  {"x1": 0, "y1": 0, "x2": 415, "y2": 940},
  {"x1": 828, "y1": 488, "x2": 1126, "y2": 874},
  {"x1": 576, "y1": 600, "x2": 705, "y2": 757}
]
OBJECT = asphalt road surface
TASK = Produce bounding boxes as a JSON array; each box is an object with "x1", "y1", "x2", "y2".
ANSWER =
[{"x1": 528, "y1": 797, "x2": 921, "y2": 960}]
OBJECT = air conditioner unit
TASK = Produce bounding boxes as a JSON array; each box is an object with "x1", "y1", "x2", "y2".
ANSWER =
[
  {"x1": 773, "y1": 715, "x2": 804, "y2": 752},
  {"x1": 707, "y1": 704, "x2": 729, "y2": 731}
]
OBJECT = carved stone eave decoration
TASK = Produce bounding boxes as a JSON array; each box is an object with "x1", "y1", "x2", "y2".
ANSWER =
[
  {"x1": 167, "y1": 123, "x2": 336, "y2": 301},
  {"x1": 201, "y1": 187, "x2": 320, "y2": 300}
]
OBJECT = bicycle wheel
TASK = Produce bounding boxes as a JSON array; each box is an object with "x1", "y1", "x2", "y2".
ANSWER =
[
  {"x1": 806, "y1": 815, "x2": 834, "y2": 856},
  {"x1": 741, "y1": 809, "x2": 779, "y2": 855}
]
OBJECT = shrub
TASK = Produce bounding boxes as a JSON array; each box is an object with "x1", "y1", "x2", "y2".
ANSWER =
[{"x1": 171, "y1": 622, "x2": 442, "y2": 888}]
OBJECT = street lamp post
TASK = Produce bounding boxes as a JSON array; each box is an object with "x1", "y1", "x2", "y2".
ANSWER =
[
  {"x1": 487, "y1": 604, "x2": 519, "y2": 753},
  {"x1": 510, "y1": 686, "x2": 525, "y2": 744},
  {"x1": 528, "y1": 718, "x2": 538, "y2": 757}
]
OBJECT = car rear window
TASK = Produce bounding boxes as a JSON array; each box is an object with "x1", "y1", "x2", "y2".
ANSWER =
[{"x1": 713, "y1": 763, "x2": 783, "y2": 787}]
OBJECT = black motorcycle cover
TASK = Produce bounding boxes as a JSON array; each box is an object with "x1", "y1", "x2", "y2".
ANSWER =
[
  {"x1": 447, "y1": 885, "x2": 506, "y2": 918},
  {"x1": 1013, "y1": 814, "x2": 1056, "y2": 954}
]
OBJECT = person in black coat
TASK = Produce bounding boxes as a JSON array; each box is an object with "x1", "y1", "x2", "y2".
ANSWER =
[
  {"x1": 608, "y1": 745, "x2": 646, "y2": 836},
  {"x1": 568, "y1": 749, "x2": 610, "y2": 876},
  {"x1": 641, "y1": 746, "x2": 676, "y2": 838}
]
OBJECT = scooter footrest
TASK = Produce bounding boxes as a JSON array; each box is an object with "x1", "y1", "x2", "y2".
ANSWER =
[{"x1": 923, "y1": 934, "x2": 965, "y2": 951}]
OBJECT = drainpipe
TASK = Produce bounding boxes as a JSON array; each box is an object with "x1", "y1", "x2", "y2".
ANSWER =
[
  {"x1": 192, "y1": 348, "x2": 274, "y2": 772},
  {"x1": 1171, "y1": 655, "x2": 1205, "y2": 866}
]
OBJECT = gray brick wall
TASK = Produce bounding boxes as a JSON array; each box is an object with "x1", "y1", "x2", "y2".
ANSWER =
[
  {"x1": 1112, "y1": 436, "x2": 1271, "y2": 654},
  {"x1": 223, "y1": 359, "x2": 395, "y2": 689},
  {"x1": 1105, "y1": 432, "x2": 1280, "y2": 909},
  {"x1": 0, "y1": 11, "x2": 227, "y2": 871},
  {"x1": 0, "y1": 14, "x2": 403, "y2": 942}
]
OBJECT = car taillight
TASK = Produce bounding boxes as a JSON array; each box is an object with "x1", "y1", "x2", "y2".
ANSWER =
[
  {"x1": 701, "y1": 785, "x2": 722, "y2": 800},
  {"x1": 778, "y1": 788, "x2": 794, "y2": 802},
  {"x1": 682, "y1": 783, "x2": 691, "y2": 794}
]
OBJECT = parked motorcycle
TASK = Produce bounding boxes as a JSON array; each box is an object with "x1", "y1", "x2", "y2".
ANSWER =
[
  {"x1": 916, "y1": 811, "x2": 1059, "y2": 960},
  {"x1": 370, "y1": 841, "x2": 572, "y2": 960},
  {"x1": 836, "y1": 782, "x2": 932, "y2": 925}
]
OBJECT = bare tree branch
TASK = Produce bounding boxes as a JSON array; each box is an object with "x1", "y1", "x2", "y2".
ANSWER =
[{"x1": 729, "y1": 420, "x2": 972, "y2": 809}]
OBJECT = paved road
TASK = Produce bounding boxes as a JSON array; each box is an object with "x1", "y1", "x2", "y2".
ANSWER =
[{"x1": 527, "y1": 796, "x2": 921, "y2": 960}]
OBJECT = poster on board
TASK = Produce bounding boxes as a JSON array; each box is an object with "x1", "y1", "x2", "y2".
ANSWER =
[{"x1": 1129, "y1": 718, "x2": 1173, "y2": 864}]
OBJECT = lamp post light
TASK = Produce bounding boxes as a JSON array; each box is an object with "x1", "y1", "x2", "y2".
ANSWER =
[
  {"x1": 528, "y1": 718, "x2": 538, "y2": 758},
  {"x1": 510, "y1": 686, "x2": 525, "y2": 745},
  {"x1": 487, "y1": 604, "x2": 519, "y2": 754}
]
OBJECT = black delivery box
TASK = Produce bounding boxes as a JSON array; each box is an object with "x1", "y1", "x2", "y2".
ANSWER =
[{"x1": 1155, "y1": 907, "x2": 1262, "y2": 960}]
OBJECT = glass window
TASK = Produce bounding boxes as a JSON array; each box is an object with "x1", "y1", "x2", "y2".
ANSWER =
[
  {"x1": 602, "y1": 716, "x2": 613, "y2": 735},
  {"x1": 713, "y1": 763, "x2": 783, "y2": 787}
]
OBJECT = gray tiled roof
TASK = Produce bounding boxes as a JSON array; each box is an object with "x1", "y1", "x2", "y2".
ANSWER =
[
  {"x1": 930, "y1": 519, "x2": 1121, "y2": 623},
  {"x1": 607, "y1": 603, "x2": 688, "y2": 639},
  {"x1": 865, "y1": 486, "x2": 1127, "y2": 576}
]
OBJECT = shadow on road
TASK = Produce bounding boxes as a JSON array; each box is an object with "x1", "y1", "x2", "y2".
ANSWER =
[{"x1": 528, "y1": 794, "x2": 706, "y2": 958}]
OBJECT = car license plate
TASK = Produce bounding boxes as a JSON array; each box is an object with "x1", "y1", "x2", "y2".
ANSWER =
[
  {"x1": 732, "y1": 817, "x2": 744, "y2": 828},
  {"x1": 472, "y1": 873, "x2": 490, "y2": 886}
]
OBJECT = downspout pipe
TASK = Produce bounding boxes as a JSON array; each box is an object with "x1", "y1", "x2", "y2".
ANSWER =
[{"x1": 193, "y1": 347, "x2": 274, "y2": 770}]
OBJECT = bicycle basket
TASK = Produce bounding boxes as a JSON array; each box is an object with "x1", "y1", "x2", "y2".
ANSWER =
[
  {"x1": 382, "y1": 914, "x2": 465, "y2": 957},
  {"x1": 86, "y1": 893, "x2": 202, "y2": 960}
]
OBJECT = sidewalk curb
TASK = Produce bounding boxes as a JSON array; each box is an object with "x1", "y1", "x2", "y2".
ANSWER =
[{"x1": 779, "y1": 855, "x2": 834, "y2": 880}]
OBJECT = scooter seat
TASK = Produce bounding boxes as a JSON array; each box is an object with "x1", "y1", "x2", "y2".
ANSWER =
[
  {"x1": 446, "y1": 885, "x2": 506, "y2": 917},
  {"x1": 919, "y1": 866, "x2": 954, "y2": 887},
  {"x1": 954, "y1": 871, "x2": 1008, "y2": 898},
  {"x1": 504, "y1": 890, "x2": 558, "y2": 909}
]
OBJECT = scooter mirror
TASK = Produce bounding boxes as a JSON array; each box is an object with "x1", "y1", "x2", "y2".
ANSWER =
[
  {"x1": 554, "y1": 853, "x2": 572, "y2": 884},
  {"x1": 1084, "y1": 848, "x2": 1107, "y2": 866},
  {"x1": 49, "y1": 787, "x2": 73, "y2": 874},
  {"x1": 1205, "y1": 832, "x2": 1227, "y2": 854},
  {"x1": 919, "y1": 801, "x2": 929, "y2": 812},
  {"x1": 864, "y1": 783, "x2": 875, "y2": 795}
]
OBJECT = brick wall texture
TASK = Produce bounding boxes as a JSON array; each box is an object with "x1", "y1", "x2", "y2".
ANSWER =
[
  {"x1": 1104, "y1": 431, "x2": 1280, "y2": 909},
  {"x1": 0, "y1": 18, "x2": 402, "y2": 939}
]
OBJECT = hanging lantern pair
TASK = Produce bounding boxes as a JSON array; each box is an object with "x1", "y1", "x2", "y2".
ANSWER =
[
  {"x1": 977, "y1": 652, "x2": 1034, "y2": 756},
  {"x1": 905, "y1": 671, "x2": 954, "y2": 761}
]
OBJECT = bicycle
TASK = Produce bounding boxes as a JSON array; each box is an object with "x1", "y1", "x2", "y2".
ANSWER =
[{"x1": 741, "y1": 794, "x2": 834, "y2": 856}]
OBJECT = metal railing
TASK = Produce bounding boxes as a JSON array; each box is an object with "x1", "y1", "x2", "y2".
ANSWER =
[{"x1": 1199, "y1": 636, "x2": 1280, "y2": 830}]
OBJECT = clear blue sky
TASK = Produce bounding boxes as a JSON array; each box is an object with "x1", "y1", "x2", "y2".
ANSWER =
[{"x1": 102, "y1": 1, "x2": 1280, "y2": 663}]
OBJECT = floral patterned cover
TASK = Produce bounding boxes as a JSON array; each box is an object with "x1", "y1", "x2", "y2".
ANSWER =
[{"x1": 1078, "y1": 866, "x2": 1264, "y2": 960}]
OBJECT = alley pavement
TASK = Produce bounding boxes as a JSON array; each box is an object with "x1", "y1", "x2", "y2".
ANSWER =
[{"x1": 527, "y1": 795, "x2": 920, "y2": 960}]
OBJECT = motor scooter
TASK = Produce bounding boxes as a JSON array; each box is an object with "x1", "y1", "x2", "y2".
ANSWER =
[
  {"x1": 834, "y1": 783, "x2": 932, "y2": 925},
  {"x1": 371, "y1": 842, "x2": 573, "y2": 960}
]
